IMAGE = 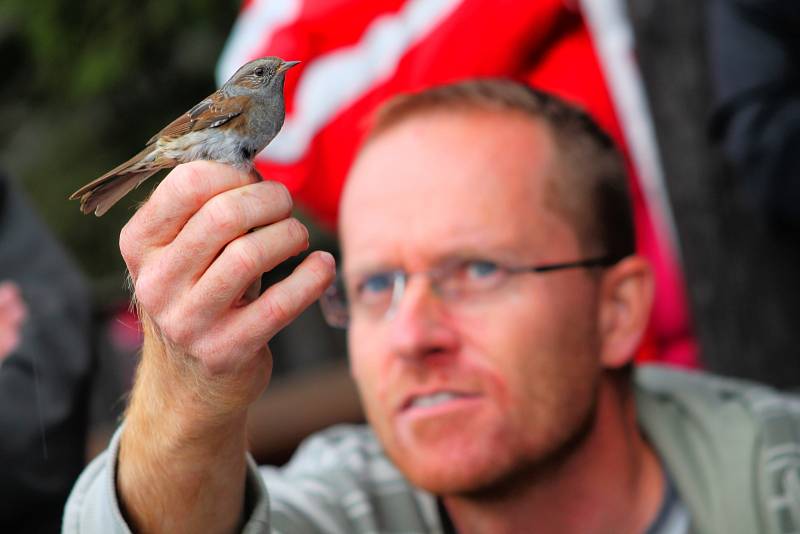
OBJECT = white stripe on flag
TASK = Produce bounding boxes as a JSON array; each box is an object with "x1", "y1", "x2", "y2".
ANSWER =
[
  {"x1": 581, "y1": 0, "x2": 682, "y2": 261},
  {"x1": 216, "y1": 0, "x2": 302, "y2": 86},
  {"x1": 259, "y1": 0, "x2": 464, "y2": 164}
]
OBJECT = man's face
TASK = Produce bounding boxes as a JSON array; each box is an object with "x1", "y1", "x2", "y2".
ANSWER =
[{"x1": 340, "y1": 110, "x2": 605, "y2": 495}]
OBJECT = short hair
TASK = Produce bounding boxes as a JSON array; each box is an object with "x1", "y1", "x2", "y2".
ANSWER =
[{"x1": 365, "y1": 79, "x2": 635, "y2": 261}]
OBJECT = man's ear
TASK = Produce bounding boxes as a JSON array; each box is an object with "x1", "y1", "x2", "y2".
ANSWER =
[{"x1": 597, "y1": 256, "x2": 654, "y2": 369}]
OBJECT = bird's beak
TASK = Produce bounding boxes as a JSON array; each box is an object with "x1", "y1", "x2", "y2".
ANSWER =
[{"x1": 278, "y1": 60, "x2": 301, "y2": 73}]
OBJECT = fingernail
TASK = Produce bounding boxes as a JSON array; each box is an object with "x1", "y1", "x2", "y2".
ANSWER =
[{"x1": 317, "y1": 251, "x2": 336, "y2": 268}]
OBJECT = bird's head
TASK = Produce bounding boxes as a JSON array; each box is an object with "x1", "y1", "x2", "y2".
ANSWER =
[{"x1": 224, "y1": 57, "x2": 300, "y2": 95}]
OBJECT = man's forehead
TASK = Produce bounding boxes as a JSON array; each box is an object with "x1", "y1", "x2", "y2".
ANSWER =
[
  {"x1": 342, "y1": 110, "x2": 556, "y2": 208},
  {"x1": 339, "y1": 110, "x2": 575, "y2": 267}
]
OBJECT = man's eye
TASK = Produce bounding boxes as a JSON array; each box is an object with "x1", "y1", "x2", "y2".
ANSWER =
[
  {"x1": 357, "y1": 273, "x2": 395, "y2": 296},
  {"x1": 465, "y1": 260, "x2": 500, "y2": 279}
]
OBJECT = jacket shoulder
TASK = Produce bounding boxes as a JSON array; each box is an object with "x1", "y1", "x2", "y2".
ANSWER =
[
  {"x1": 635, "y1": 365, "x2": 800, "y2": 534},
  {"x1": 259, "y1": 425, "x2": 439, "y2": 533}
]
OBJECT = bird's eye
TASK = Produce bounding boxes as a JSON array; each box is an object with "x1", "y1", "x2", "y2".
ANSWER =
[{"x1": 254, "y1": 67, "x2": 265, "y2": 77}]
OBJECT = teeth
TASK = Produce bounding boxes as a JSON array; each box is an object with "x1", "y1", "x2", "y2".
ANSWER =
[{"x1": 410, "y1": 392, "x2": 461, "y2": 409}]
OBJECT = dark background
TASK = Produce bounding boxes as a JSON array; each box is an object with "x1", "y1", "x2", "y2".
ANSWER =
[{"x1": 0, "y1": 1, "x2": 241, "y2": 300}]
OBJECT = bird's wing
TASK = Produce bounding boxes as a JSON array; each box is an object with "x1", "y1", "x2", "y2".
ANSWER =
[{"x1": 146, "y1": 93, "x2": 249, "y2": 145}]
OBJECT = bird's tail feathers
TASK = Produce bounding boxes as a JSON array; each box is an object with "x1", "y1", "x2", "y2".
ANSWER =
[
  {"x1": 78, "y1": 169, "x2": 161, "y2": 216},
  {"x1": 69, "y1": 145, "x2": 171, "y2": 216}
]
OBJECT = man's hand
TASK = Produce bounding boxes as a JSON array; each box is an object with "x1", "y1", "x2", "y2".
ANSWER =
[{"x1": 117, "y1": 161, "x2": 335, "y2": 534}]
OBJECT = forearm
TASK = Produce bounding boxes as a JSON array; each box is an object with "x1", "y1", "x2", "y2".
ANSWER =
[{"x1": 118, "y1": 316, "x2": 251, "y2": 534}]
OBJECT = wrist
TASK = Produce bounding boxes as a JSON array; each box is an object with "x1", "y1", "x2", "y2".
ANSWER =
[
  {"x1": 136, "y1": 310, "x2": 270, "y2": 426},
  {"x1": 119, "y1": 320, "x2": 252, "y2": 534},
  {"x1": 119, "y1": 381, "x2": 249, "y2": 534}
]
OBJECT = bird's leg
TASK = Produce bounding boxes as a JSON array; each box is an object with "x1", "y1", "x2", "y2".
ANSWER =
[{"x1": 249, "y1": 167, "x2": 264, "y2": 183}]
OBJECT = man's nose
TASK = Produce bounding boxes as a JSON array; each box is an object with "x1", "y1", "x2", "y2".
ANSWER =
[{"x1": 387, "y1": 277, "x2": 459, "y2": 362}]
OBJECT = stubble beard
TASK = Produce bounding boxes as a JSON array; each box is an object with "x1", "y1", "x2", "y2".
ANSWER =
[{"x1": 455, "y1": 396, "x2": 599, "y2": 502}]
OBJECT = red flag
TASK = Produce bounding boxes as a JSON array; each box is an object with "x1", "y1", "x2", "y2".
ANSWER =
[{"x1": 218, "y1": 0, "x2": 697, "y2": 367}]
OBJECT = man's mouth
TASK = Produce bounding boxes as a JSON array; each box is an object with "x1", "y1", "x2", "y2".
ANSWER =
[{"x1": 401, "y1": 390, "x2": 480, "y2": 412}]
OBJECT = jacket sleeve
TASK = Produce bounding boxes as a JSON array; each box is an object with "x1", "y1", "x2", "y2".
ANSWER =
[{"x1": 62, "y1": 425, "x2": 272, "y2": 533}]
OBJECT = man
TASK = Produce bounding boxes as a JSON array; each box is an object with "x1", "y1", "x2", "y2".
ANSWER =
[{"x1": 65, "y1": 81, "x2": 800, "y2": 533}]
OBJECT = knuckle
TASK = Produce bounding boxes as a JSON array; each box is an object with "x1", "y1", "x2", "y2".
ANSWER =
[
  {"x1": 119, "y1": 223, "x2": 137, "y2": 264},
  {"x1": 228, "y1": 239, "x2": 260, "y2": 277},
  {"x1": 204, "y1": 276, "x2": 236, "y2": 306},
  {"x1": 133, "y1": 271, "x2": 162, "y2": 313},
  {"x1": 161, "y1": 318, "x2": 193, "y2": 348},
  {"x1": 170, "y1": 164, "x2": 208, "y2": 209},
  {"x1": 206, "y1": 196, "x2": 243, "y2": 234},
  {"x1": 263, "y1": 287, "x2": 294, "y2": 327}
]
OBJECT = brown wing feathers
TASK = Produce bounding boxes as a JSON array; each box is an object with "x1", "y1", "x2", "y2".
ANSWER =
[{"x1": 70, "y1": 90, "x2": 249, "y2": 216}]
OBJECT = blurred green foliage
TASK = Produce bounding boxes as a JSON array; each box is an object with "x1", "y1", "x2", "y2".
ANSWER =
[{"x1": 0, "y1": 1, "x2": 240, "y2": 302}]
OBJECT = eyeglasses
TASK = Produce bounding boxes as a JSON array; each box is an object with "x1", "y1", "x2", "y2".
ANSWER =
[{"x1": 320, "y1": 255, "x2": 619, "y2": 328}]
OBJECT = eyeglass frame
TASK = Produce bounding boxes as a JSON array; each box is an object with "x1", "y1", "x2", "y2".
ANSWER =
[{"x1": 319, "y1": 254, "x2": 622, "y2": 329}]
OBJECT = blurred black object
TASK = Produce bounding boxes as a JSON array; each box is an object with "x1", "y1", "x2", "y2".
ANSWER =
[
  {"x1": 709, "y1": 0, "x2": 800, "y2": 238},
  {"x1": 0, "y1": 172, "x2": 93, "y2": 533},
  {"x1": 626, "y1": 0, "x2": 800, "y2": 387}
]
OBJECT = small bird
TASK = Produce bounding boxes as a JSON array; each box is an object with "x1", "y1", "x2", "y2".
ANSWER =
[{"x1": 70, "y1": 56, "x2": 299, "y2": 216}]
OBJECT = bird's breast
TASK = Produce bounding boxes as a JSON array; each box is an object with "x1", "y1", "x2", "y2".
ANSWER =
[
  {"x1": 157, "y1": 130, "x2": 255, "y2": 168},
  {"x1": 246, "y1": 97, "x2": 285, "y2": 150}
]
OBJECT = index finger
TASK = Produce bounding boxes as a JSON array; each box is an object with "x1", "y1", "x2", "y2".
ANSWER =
[{"x1": 125, "y1": 161, "x2": 259, "y2": 249}]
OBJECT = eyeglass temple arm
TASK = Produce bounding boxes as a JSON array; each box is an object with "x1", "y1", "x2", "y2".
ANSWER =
[{"x1": 523, "y1": 256, "x2": 619, "y2": 274}]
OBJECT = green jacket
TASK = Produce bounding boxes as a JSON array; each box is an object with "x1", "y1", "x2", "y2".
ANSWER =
[
  {"x1": 64, "y1": 366, "x2": 800, "y2": 533},
  {"x1": 636, "y1": 366, "x2": 800, "y2": 534}
]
